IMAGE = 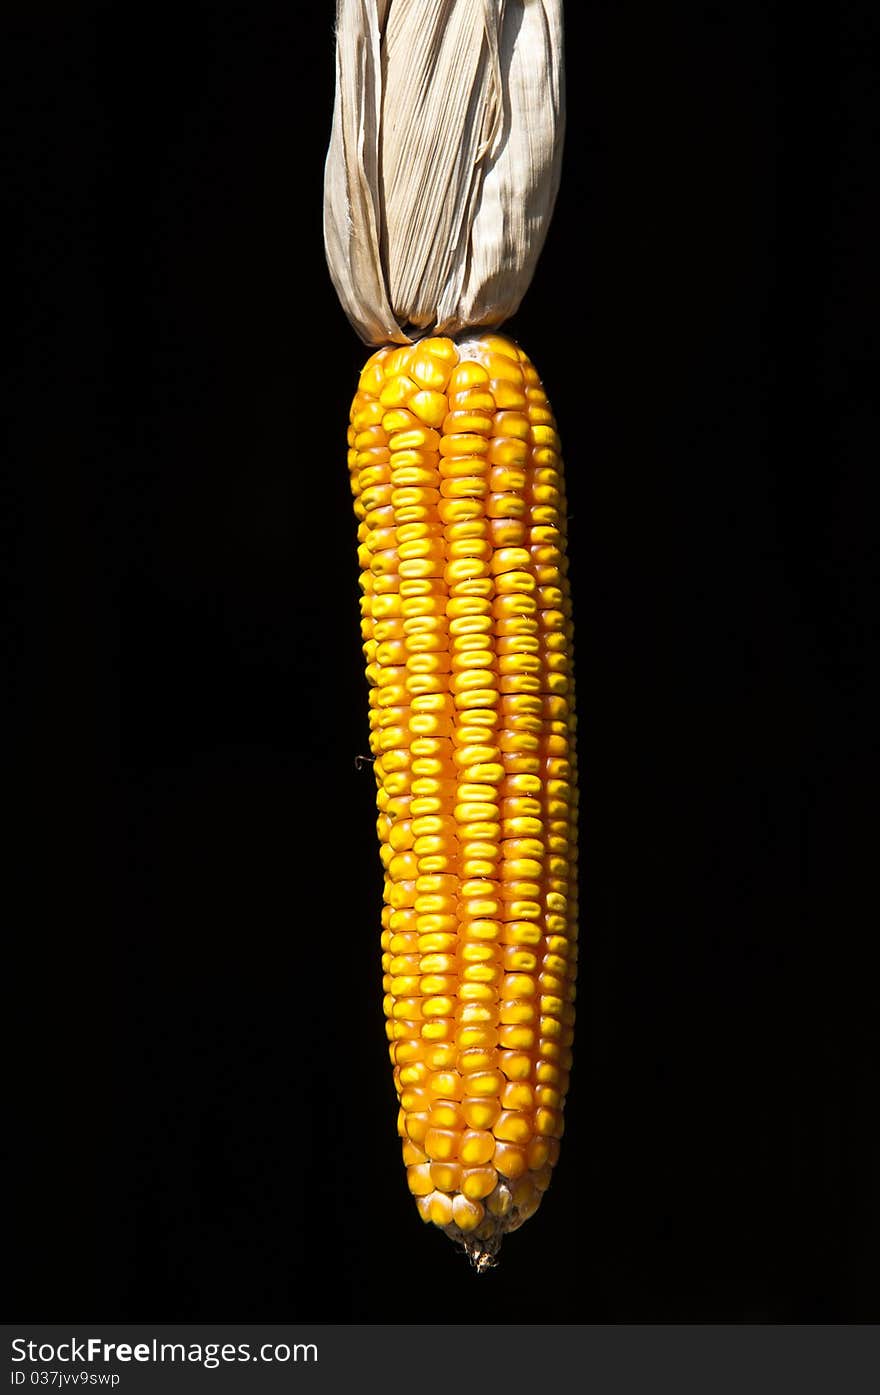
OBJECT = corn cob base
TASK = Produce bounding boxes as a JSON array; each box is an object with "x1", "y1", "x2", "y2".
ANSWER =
[{"x1": 348, "y1": 332, "x2": 578, "y2": 1266}]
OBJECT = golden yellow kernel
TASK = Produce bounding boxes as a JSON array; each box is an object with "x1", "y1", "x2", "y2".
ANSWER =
[
  {"x1": 428, "y1": 1191, "x2": 455, "y2": 1227},
  {"x1": 534, "y1": 1107, "x2": 564, "y2": 1138},
  {"x1": 461, "y1": 1166, "x2": 498, "y2": 1202},
  {"x1": 428, "y1": 1101, "x2": 464, "y2": 1130},
  {"x1": 379, "y1": 375, "x2": 419, "y2": 408},
  {"x1": 429, "y1": 1161, "x2": 463, "y2": 1192},
  {"x1": 499, "y1": 1024, "x2": 536, "y2": 1051},
  {"x1": 409, "y1": 390, "x2": 448, "y2": 426},
  {"x1": 462, "y1": 1069, "x2": 504, "y2": 1098},
  {"x1": 423, "y1": 1128, "x2": 460, "y2": 1162},
  {"x1": 448, "y1": 361, "x2": 490, "y2": 393},
  {"x1": 452, "y1": 1194, "x2": 485, "y2": 1232},
  {"x1": 493, "y1": 1142, "x2": 528, "y2": 1179},
  {"x1": 501, "y1": 1080, "x2": 535, "y2": 1109},
  {"x1": 493, "y1": 1111, "x2": 532, "y2": 1145},
  {"x1": 405, "y1": 1112, "x2": 429, "y2": 1145},
  {"x1": 459, "y1": 1129, "x2": 496, "y2": 1166},
  {"x1": 527, "y1": 1138, "x2": 552, "y2": 1170},
  {"x1": 421, "y1": 1019, "x2": 455, "y2": 1042},
  {"x1": 402, "y1": 1139, "x2": 428, "y2": 1166},
  {"x1": 421, "y1": 996, "x2": 455, "y2": 1019},
  {"x1": 410, "y1": 348, "x2": 453, "y2": 392},
  {"x1": 424, "y1": 1042, "x2": 458, "y2": 1071},
  {"x1": 490, "y1": 381, "x2": 527, "y2": 410},
  {"x1": 406, "y1": 1163, "x2": 434, "y2": 1197},
  {"x1": 461, "y1": 1097, "x2": 502, "y2": 1130}
]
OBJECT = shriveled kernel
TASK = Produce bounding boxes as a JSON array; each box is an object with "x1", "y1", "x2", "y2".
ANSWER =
[{"x1": 486, "y1": 1184, "x2": 513, "y2": 1217}]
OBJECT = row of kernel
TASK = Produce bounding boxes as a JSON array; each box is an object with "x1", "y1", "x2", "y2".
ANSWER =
[
  {"x1": 490, "y1": 357, "x2": 571, "y2": 1156},
  {"x1": 421, "y1": 361, "x2": 502, "y2": 1187},
  {"x1": 380, "y1": 346, "x2": 466, "y2": 1150},
  {"x1": 482, "y1": 368, "x2": 550, "y2": 1174}
]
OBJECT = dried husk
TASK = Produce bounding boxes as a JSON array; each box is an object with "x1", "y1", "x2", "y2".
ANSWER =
[{"x1": 324, "y1": 0, "x2": 565, "y2": 345}]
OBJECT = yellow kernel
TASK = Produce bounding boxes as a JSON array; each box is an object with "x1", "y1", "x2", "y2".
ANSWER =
[
  {"x1": 427, "y1": 1101, "x2": 463, "y2": 1129},
  {"x1": 419, "y1": 973, "x2": 458, "y2": 995},
  {"x1": 443, "y1": 410, "x2": 493, "y2": 435},
  {"x1": 534, "y1": 1107, "x2": 564, "y2": 1138},
  {"x1": 429, "y1": 1161, "x2": 462, "y2": 1192},
  {"x1": 461, "y1": 1166, "x2": 498, "y2": 1201},
  {"x1": 493, "y1": 1142, "x2": 528, "y2": 1179},
  {"x1": 425, "y1": 1042, "x2": 458, "y2": 1070},
  {"x1": 493, "y1": 1111, "x2": 532, "y2": 1144},
  {"x1": 452, "y1": 1194, "x2": 485, "y2": 1232},
  {"x1": 490, "y1": 381, "x2": 527, "y2": 410},
  {"x1": 458, "y1": 983, "x2": 497, "y2": 1003},
  {"x1": 448, "y1": 361, "x2": 490, "y2": 393},
  {"x1": 421, "y1": 1019, "x2": 455, "y2": 1041},
  {"x1": 459, "y1": 1129, "x2": 496, "y2": 1165},
  {"x1": 422, "y1": 996, "x2": 455, "y2": 1018},
  {"x1": 527, "y1": 1138, "x2": 552, "y2": 1170},
  {"x1": 457, "y1": 1023, "x2": 499, "y2": 1049},
  {"x1": 411, "y1": 352, "x2": 453, "y2": 394},
  {"x1": 499, "y1": 1024, "x2": 536, "y2": 1050},
  {"x1": 499, "y1": 1002, "x2": 537, "y2": 1025},
  {"x1": 401, "y1": 1139, "x2": 428, "y2": 1166},
  {"x1": 409, "y1": 390, "x2": 449, "y2": 425},
  {"x1": 511, "y1": 1176, "x2": 540, "y2": 1212},
  {"x1": 428, "y1": 1191, "x2": 454, "y2": 1226},
  {"x1": 501, "y1": 1081, "x2": 535, "y2": 1109},
  {"x1": 428, "y1": 1070, "x2": 463, "y2": 1099},
  {"x1": 405, "y1": 1112, "x2": 429, "y2": 1144},
  {"x1": 500, "y1": 922, "x2": 542, "y2": 947},
  {"x1": 379, "y1": 375, "x2": 418, "y2": 407},
  {"x1": 457, "y1": 1048, "x2": 496, "y2": 1074},
  {"x1": 424, "y1": 1128, "x2": 459, "y2": 1161},
  {"x1": 406, "y1": 1163, "x2": 434, "y2": 1196},
  {"x1": 461, "y1": 1097, "x2": 502, "y2": 1130},
  {"x1": 464, "y1": 1070, "x2": 504, "y2": 1097}
]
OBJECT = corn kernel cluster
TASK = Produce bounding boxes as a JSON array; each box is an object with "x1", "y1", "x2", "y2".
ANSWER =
[{"x1": 348, "y1": 332, "x2": 578, "y2": 1265}]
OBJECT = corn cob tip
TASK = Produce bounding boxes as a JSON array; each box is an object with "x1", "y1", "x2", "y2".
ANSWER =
[
  {"x1": 451, "y1": 1177, "x2": 545, "y2": 1270},
  {"x1": 461, "y1": 1234, "x2": 500, "y2": 1275}
]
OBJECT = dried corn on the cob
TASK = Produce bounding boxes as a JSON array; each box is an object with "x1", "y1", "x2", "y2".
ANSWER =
[
  {"x1": 325, "y1": 0, "x2": 576, "y2": 1265},
  {"x1": 349, "y1": 330, "x2": 577, "y2": 1266}
]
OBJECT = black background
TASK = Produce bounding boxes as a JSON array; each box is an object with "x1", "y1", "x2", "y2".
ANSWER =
[{"x1": 7, "y1": 1, "x2": 877, "y2": 1322}]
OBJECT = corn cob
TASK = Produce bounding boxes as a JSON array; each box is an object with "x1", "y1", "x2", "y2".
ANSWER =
[{"x1": 349, "y1": 329, "x2": 578, "y2": 1267}]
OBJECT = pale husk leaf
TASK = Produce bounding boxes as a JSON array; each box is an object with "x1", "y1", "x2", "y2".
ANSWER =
[{"x1": 323, "y1": 0, "x2": 565, "y2": 345}]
